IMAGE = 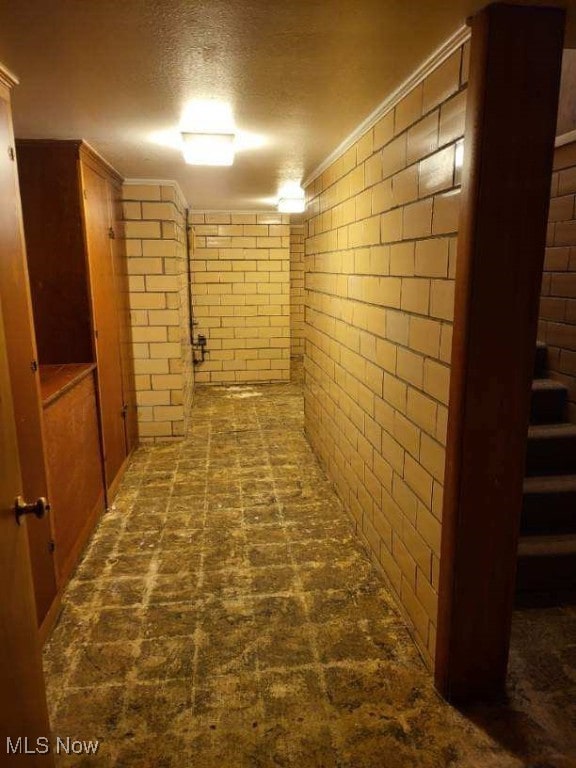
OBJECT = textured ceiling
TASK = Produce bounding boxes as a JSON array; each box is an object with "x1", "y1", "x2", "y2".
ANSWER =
[{"x1": 1, "y1": 0, "x2": 575, "y2": 210}]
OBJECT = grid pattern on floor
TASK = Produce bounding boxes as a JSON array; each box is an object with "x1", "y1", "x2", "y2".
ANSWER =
[{"x1": 43, "y1": 381, "x2": 576, "y2": 767}]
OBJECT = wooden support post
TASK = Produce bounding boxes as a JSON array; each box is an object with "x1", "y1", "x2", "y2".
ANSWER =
[{"x1": 435, "y1": 3, "x2": 565, "y2": 703}]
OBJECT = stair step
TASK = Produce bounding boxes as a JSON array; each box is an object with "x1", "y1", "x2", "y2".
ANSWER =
[
  {"x1": 516, "y1": 534, "x2": 576, "y2": 592},
  {"x1": 525, "y1": 423, "x2": 576, "y2": 476},
  {"x1": 522, "y1": 475, "x2": 576, "y2": 534},
  {"x1": 518, "y1": 533, "x2": 576, "y2": 557},
  {"x1": 530, "y1": 378, "x2": 568, "y2": 424},
  {"x1": 534, "y1": 341, "x2": 548, "y2": 379}
]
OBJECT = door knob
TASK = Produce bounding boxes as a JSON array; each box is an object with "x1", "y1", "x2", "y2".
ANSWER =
[{"x1": 14, "y1": 496, "x2": 50, "y2": 525}]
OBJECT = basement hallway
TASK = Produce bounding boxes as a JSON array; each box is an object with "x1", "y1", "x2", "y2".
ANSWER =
[{"x1": 43, "y1": 377, "x2": 576, "y2": 768}]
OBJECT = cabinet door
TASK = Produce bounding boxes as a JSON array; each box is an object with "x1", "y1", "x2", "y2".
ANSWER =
[
  {"x1": 108, "y1": 184, "x2": 138, "y2": 453},
  {"x1": 82, "y1": 163, "x2": 127, "y2": 491},
  {"x1": 0, "y1": 89, "x2": 58, "y2": 628},
  {"x1": 44, "y1": 373, "x2": 104, "y2": 583}
]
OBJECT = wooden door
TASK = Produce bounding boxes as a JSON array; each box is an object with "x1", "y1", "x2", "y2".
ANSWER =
[
  {"x1": 0, "y1": 249, "x2": 54, "y2": 765},
  {"x1": 0, "y1": 84, "x2": 58, "y2": 628},
  {"x1": 82, "y1": 162, "x2": 127, "y2": 491},
  {"x1": 108, "y1": 183, "x2": 138, "y2": 453}
]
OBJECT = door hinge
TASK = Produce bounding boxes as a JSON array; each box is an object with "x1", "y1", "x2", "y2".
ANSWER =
[
  {"x1": 7, "y1": 146, "x2": 15, "y2": 161},
  {"x1": 30, "y1": 359, "x2": 38, "y2": 372},
  {"x1": 48, "y1": 539, "x2": 56, "y2": 554},
  {"x1": 94, "y1": 329, "x2": 99, "y2": 340},
  {"x1": 83, "y1": 188, "x2": 87, "y2": 199},
  {"x1": 121, "y1": 403, "x2": 128, "y2": 418},
  {"x1": 108, "y1": 227, "x2": 116, "y2": 239}
]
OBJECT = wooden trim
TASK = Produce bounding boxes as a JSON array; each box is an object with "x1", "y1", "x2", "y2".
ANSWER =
[
  {"x1": 105, "y1": 448, "x2": 134, "y2": 506},
  {"x1": 57, "y1": 493, "x2": 105, "y2": 588},
  {"x1": 79, "y1": 141, "x2": 123, "y2": 184},
  {"x1": 16, "y1": 138, "x2": 83, "y2": 152},
  {"x1": 303, "y1": 25, "x2": 471, "y2": 188},
  {"x1": 435, "y1": 3, "x2": 565, "y2": 703},
  {"x1": 40, "y1": 363, "x2": 97, "y2": 407},
  {"x1": 38, "y1": 591, "x2": 63, "y2": 647},
  {"x1": 0, "y1": 61, "x2": 19, "y2": 89}
]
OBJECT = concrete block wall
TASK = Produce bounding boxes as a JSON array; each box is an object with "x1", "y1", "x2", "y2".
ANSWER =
[
  {"x1": 122, "y1": 182, "x2": 193, "y2": 441},
  {"x1": 540, "y1": 140, "x2": 576, "y2": 420},
  {"x1": 303, "y1": 42, "x2": 469, "y2": 665},
  {"x1": 189, "y1": 212, "x2": 291, "y2": 384},
  {"x1": 290, "y1": 215, "x2": 306, "y2": 363}
]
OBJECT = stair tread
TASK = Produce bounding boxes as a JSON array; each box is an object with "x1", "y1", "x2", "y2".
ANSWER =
[
  {"x1": 518, "y1": 534, "x2": 576, "y2": 557},
  {"x1": 531, "y1": 378, "x2": 568, "y2": 392},
  {"x1": 528, "y1": 423, "x2": 576, "y2": 439},
  {"x1": 536, "y1": 341, "x2": 547, "y2": 350},
  {"x1": 523, "y1": 474, "x2": 576, "y2": 494}
]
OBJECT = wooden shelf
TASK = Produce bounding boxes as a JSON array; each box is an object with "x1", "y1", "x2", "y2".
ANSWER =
[{"x1": 39, "y1": 363, "x2": 96, "y2": 407}]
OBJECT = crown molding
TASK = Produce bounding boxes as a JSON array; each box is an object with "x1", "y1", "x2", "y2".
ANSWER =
[
  {"x1": 0, "y1": 62, "x2": 19, "y2": 89},
  {"x1": 302, "y1": 25, "x2": 471, "y2": 189},
  {"x1": 190, "y1": 209, "x2": 283, "y2": 215},
  {"x1": 123, "y1": 178, "x2": 188, "y2": 206}
]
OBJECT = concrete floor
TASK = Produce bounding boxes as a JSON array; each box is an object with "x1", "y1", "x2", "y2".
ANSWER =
[{"x1": 44, "y1": 378, "x2": 576, "y2": 767}]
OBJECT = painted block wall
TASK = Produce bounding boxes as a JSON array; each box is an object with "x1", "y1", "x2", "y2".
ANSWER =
[
  {"x1": 540, "y1": 140, "x2": 576, "y2": 420},
  {"x1": 290, "y1": 215, "x2": 306, "y2": 363},
  {"x1": 303, "y1": 42, "x2": 469, "y2": 665},
  {"x1": 122, "y1": 182, "x2": 193, "y2": 441},
  {"x1": 189, "y1": 212, "x2": 291, "y2": 384}
]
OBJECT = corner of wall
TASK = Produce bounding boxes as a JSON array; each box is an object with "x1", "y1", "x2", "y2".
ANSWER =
[{"x1": 121, "y1": 181, "x2": 194, "y2": 442}]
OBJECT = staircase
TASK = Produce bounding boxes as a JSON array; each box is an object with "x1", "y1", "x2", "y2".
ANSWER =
[{"x1": 517, "y1": 342, "x2": 576, "y2": 599}]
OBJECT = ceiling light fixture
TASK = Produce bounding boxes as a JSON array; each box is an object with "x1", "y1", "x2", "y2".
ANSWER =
[
  {"x1": 181, "y1": 131, "x2": 235, "y2": 167},
  {"x1": 277, "y1": 197, "x2": 305, "y2": 213},
  {"x1": 277, "y1": 181, "x2": 305, "y2": 212}
]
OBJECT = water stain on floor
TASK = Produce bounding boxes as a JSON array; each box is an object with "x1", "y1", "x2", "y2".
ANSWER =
[{"x1": 44, "y1": 381, "x2": 576, "y2": 766}]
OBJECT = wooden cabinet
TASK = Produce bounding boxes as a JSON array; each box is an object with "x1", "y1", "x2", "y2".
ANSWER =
[
  {"x1": 4, "y1": 138, "x2": 138, "y2": 635},
  {"x1": 40, "y1": 365, "x2": 105, "y2": 586},
  {"x1": 16, "y1": 140, "x2": 137, "y2": 497}
]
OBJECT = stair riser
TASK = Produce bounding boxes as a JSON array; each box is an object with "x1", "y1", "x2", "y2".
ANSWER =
[
  {"x1": 516, "y1": 553, "x2": 576, "y2": 592},
  {"x1": 526, "y1": 436, "x2": 576, "y2": 476},
  {"x1": 530, "y1": 388, "x2": 567, "y2": 424},
  {"x1": 521, "y1": 493, "x2": 576, "y2": 534}
]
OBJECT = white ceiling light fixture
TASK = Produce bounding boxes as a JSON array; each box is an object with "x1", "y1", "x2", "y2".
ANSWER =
[
  {"x1": 277, "y1": 181, "x2": 305, "y2": 213},
  {"x1": 181, "y1": 131, "x2": 235, "y2": 166},
  {"x1": 180, "y1": 99, "x2": 236, "y2": 167},
  {"x1": 278, "y1": 197, "x2": 305, "y2": 213},
  {"x1": 149, "y1": 99, "x2": 266, "y2": 168}
]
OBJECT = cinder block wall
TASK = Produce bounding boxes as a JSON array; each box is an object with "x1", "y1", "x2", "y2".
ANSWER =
[
  {"x1": 189, "y1": 212, "x2": 290, "y2": 384},
  {"x1": 303, "y1": 42, "x2": 469, "y2": 664},
  {"x1": 539, "y1": 140, "x2": 576, "y2": 420},
  {"x1": 122, "y1": 182, "x2": 193, "y2": 441},
  {"x1": 290, "y1": 215, "x2": 306, "y2": 362}
]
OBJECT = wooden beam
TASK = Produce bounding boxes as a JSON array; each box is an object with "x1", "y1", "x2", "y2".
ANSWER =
[{"x1": 435, "y1": 2, "x2": 565, "y2": 703}]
